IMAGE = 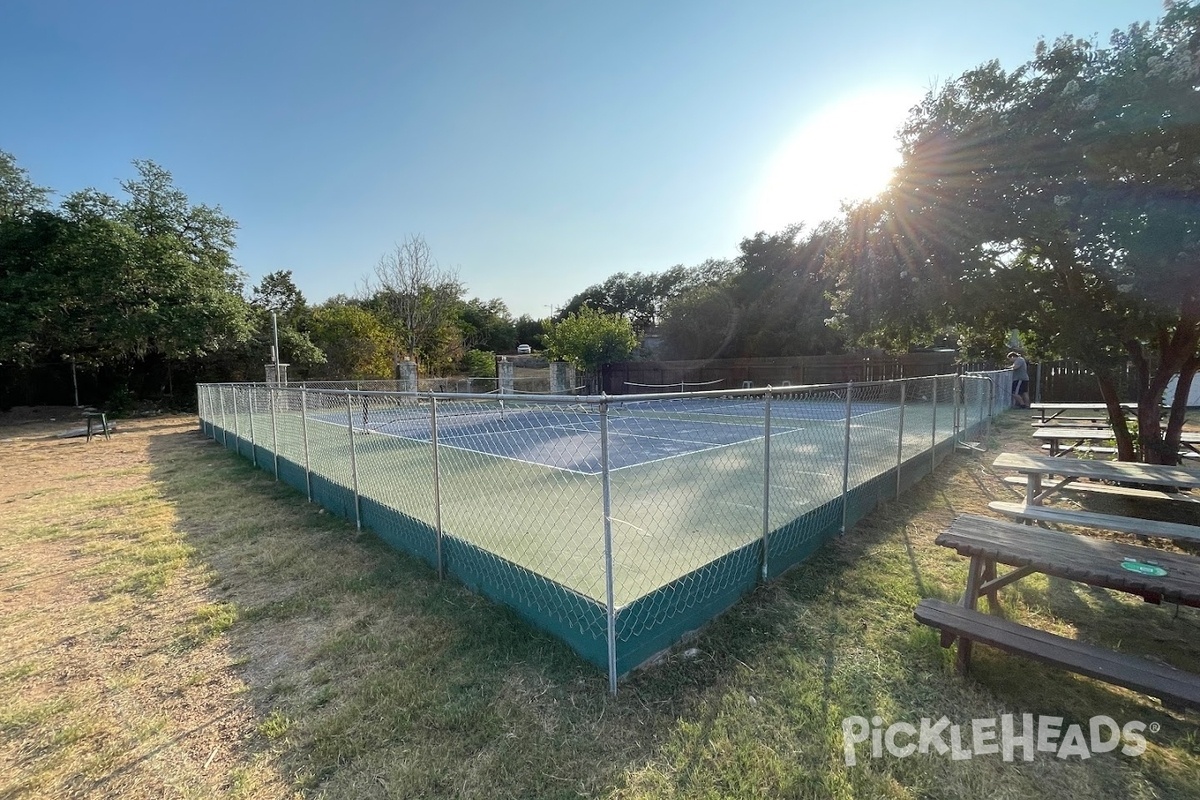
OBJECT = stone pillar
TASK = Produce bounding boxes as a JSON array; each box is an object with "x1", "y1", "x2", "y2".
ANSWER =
[
  {"x1": 550, "y1": 361, "x2": 576, "y2": 395},
  {"x1": 498, "y1": 357, "x2": 514, "y2": 394},
  {"x1": 396, "y1": 359, "x2": 418, "y2": 393}
]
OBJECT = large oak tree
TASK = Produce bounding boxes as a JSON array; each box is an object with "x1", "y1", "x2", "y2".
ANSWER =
[{"x1": 833, "y1": 2, "x2": 1200, "y2": 463}]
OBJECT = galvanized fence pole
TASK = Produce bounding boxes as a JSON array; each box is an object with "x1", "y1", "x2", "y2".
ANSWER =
[
  {"x1": 953, "y1": 374, "x2": 962, "y2": 445},
  {"x1": 346, "y1": 390, "x2": 361, "y2": 530},
  {"x1": 248, "y1": 386, "x2": 257, "y2": 468},
  {"x1": 300, "y1": 385, "x2": 312, "y2": 502},
  {"x1": 895, "y1": 380, "x2": 906, "y2": 498},
  {"x1": 219, "y1": 385, "x2": 228, "y2": 447},
  {"x1": 232, "y1": 386, "x2": 241, "y2": 453},
  {"x1": 600, "y1": 397, "x2": 618, "y2": 696},
  {"x1": 431, "y1": 394, "x2": 445, "y2": 580},
  {"x1": 840, "y1": 381, "x2": 853, "y2": 534},
  {"x1": 930, "y1": 376, "x2": 938, "y2": 472},
  {"x1": 270, "y1": 385, "x2": 279, "y2": 481},
  {"x1": 760, "y1": 388, "x2": 772, "y2": 580}
]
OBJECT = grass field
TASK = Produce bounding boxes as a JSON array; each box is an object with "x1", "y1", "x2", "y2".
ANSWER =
[{"x1": 2, "y1": 407, "x2": 1198, "y2": 798}]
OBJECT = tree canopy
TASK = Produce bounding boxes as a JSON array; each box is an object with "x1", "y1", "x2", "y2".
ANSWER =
[
  {"x1": 0, "y1": 159, "x2": 252, "y2": 377},
  {"x1": 542, "y1": 306, "x2": 637, "y2": 388},
  {"x1": 831, "y1": 2, "x2": 1200, "y2": 463}
]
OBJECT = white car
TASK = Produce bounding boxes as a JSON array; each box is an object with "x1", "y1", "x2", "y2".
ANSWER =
[{"x1": 516, "y1": 344, "x2": 532, "y2": 355}]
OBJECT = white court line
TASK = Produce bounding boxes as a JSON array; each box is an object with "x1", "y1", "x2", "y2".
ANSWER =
[
  {"x1": 310, "y1": 413, "x2": 599, "y2": 476},
  {"x1": 312, "y1": 412, "x2": 823, "y2": 477}
]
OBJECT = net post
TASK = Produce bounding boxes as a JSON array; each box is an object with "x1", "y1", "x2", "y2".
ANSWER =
[
  {"x1": 600, "y1": 395, "x2": 618, "y2": 696},
  {"x1": 840, "y1": 381, "x2": 853, "y2": 535},
  {"x1": 431, "y1": 394, "x2": 444, "y2": 580},
  {"x1": 248, "y1": 386, "x2": 257, "y2": 468},
  {"x1": 300, "y1": 385, "x2": 312, "y2": 502},
  {"x1": 896, "y1": 380, "x2": 906, "y2": 498},
  {"x1": 270, "y1": 384, "x2": 279, "y2": 481},
  {"x1": 760, "y1": 387, "x2": 772, "y2": 581},
  {"x1": 930, "y1": 376, "x2": 938, "y2": 472},
  {"x1": 346, "y1": 390, "x2": 361, "y2": 530}
]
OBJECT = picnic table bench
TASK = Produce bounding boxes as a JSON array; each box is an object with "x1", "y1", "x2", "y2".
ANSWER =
[
  {"x1": 1032, "y1": 427, "x2": 1200, "y2": 458},
  {"x1": 993, "y1": 452, "x2": 1200, "y2": 506},
  {"x1": 987, "y1": 500, "x2": 1200, "y2": 545},
  {"x1": 915, "y1": 513, "x2": 1200, "y2": 709}
]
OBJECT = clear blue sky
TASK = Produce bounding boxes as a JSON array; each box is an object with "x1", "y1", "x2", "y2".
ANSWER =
[{"x1": 4, "y1": 0, "x2": 1165, "y2": 318}]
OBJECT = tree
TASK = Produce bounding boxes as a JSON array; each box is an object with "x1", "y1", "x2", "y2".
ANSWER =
[
  {"x1": 658, "y1": 284, "x2": 740, "y2": 360},
  {"x1": 542, "y1": 306, "x2": 637, "y2": 389},
  {"x1": 832, "y1": 2, "x2": 1200, "y2": 463},
  {"x1": 559, "y1": 267, "x2": 691, "y2": 334},
  {"x1": 0, "y1": 150, "x2": 50, "y2": 220},
  {"x1": 251, "y1": 270, "x2": 307, "y2": 321},
  {"x1": 308, "y1": 302, "x2": 395, "y2": 379},
  {"x1": 365, "y1": 234, "x2": 464, "y2": 369},
  {"x1": 0, "y1": 157, "x2": 253, "y2": 399},
  {"x1": 458, "y1": 297, "x2": 516, "y2": 353},
  {"x1": 655, "y1": 228, "x2": 843, "y2": 360},
  {"x1": 513, "y1": 314, "x2": 546, "y2": 350}
]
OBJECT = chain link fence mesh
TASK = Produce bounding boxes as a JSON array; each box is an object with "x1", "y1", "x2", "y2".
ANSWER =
[{"x1": 197, "y1": 371, "x2": 1007, "y2": 692}]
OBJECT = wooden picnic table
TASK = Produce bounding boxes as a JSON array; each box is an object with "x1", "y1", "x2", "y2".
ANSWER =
[
  {"x1": 939, "y1": 513, "x2": 1200, "y2": 610},
  {"x1": 915, "y1": 513, "x2": 1200, "y2": 708},
  {"x1": 1031, "y1": 426, "x2": 1200, "y2": 457},
  {"x1": 1028, "y1": 402, "x2": 1138, "y2": 424},
  {"x1": 992, "y1": 452, "x2": 1200, "y2": 506}
]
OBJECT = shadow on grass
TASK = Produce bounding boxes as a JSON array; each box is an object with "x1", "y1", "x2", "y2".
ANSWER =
[{"x1": 143, "y1": 419, "x2": 1200, "y2": 799}]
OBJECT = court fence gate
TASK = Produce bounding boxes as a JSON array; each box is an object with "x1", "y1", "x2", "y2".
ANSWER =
[{"x1": 196, "y1": 370, "x2": 1011, "y2": 694}]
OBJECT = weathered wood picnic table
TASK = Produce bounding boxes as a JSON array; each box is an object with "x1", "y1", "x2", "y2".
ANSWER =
[
  {"x1": 1028, "y1": 402, "x2": 1139, "y2": 425},
  {"x1": 1031, "y1": 426, "x2": 1200, "y2": 458},
  {"x1": 915, "y1": 513, "x2": 1200, "y2": 708},
  {"x1": 992, "y1": 452, "x2": 1200, "y2": 505}
]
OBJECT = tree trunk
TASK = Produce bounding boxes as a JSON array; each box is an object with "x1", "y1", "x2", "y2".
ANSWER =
[{"x1": 1096, "y1": 373, "x2": 1136, "y2": 461}]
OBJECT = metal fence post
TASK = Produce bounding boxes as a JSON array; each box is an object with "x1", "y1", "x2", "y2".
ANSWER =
[
  {"x1": 600, "y1": 397, "x2": 618, "y2": 696},
  {"x1": 896, "y1": 380, "x2": 906, "y2": 498},
  {"x1": 761, "y1": 388, "x2": 772, "y2": 581},
  {"x1": 930, "y1": 376, "x2": 939, "y2": 472},
  {"x1": 840, "y1": 381, "x2": 853, "y2": 534},
  {"x1": 248, "y1": 387, "x2": 257, "y2": 468},
  {"x1": 346, "y1": 390, "x2": 361, "y2": 530},
  {"x1": 232, "y1": 386, "x2": 241, "y2": 454},
  {"x1": 219, "y1": 385, "x2": 228, "y2": 447},
  {"x1": 300, "y1": 385, "x2": 312, "y2": 502},
  {"x1": 270, "y1": 385, "x2": 279, "y2": 481},
  {"x1": 431, "y1": 394, "x2": 444, "y2": 580}
]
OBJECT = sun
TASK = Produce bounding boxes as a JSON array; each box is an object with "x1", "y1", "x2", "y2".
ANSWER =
[{"x1": 747, "y1": 88, "x2": 920, "y2": 234}]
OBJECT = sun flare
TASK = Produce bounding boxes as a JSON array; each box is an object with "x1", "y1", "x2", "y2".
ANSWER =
[{"x1": 748, "y1": 89, "x2": 920, "y2": 234}]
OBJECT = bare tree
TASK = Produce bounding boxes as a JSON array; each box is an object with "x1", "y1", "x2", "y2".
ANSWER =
[{"x1": 365, "y1": 234, "x2": 463, "y2": 368}]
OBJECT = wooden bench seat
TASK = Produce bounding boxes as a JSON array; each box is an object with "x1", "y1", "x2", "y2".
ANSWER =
[
  {"x1": 1001, "y1": 475, "x2": 1200, "y2": 503},
  {"x1": 915, "y1": 598, "x2": 1200, "y2": 709},
  {"x1": 987, "y1": 501, "x2": 1200, "y2": 544},
  {"x1": 1038, "y1": 443, "x2": 1197, "y2": 460},
  {"x1": 1040, "y1": 443, "x2": 1117, "y2": 456}
]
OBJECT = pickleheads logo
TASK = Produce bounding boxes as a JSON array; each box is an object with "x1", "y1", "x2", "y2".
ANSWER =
[{"x1": 841, "y1": 714, "x2": 1154, "y2": 766}]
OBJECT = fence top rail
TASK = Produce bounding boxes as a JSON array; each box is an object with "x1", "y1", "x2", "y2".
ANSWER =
[{"x1": 199, "y1": 373, "x2": 975, "y2": 406}]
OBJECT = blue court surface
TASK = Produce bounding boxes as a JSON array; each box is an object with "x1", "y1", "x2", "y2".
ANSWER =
[{"x1": 315, "y1": 397, "x2": 897, "y2": 475}]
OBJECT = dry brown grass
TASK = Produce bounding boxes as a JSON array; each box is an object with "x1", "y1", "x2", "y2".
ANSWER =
[{"x1": 1, "y1": 406, "x2": 1198, "y2": 799}]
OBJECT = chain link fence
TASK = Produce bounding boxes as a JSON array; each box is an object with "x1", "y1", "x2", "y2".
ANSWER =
[{"x1": 198, "y1": 369, "x2": 1010, "y2": 693}]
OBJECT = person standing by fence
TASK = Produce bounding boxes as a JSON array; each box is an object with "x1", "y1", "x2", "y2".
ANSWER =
[{"x1": 1008, "y1": 351, "x2": 1030, "y2": 408}]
